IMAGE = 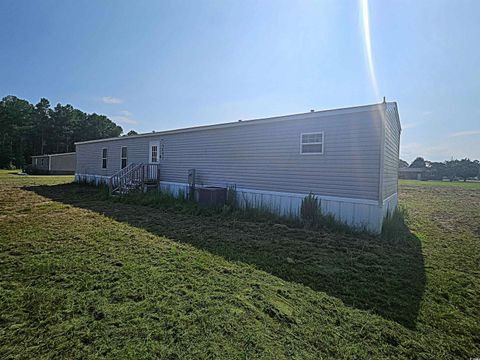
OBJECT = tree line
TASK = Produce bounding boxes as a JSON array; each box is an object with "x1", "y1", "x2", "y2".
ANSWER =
[
  {"x1": 0, "y1": 95, "x2": 128, "y2": 169},
  {"x1": 400, "y1": 157, "x2": 480, "y2": 181}
]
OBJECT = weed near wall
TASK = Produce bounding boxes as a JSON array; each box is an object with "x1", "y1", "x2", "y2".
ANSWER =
[
  {"x1": 112, "y1": 188, "x2": 370, "y2": 236},
  {"x1": 381, "y1": 206, "x2": 409, "y2": 241}
]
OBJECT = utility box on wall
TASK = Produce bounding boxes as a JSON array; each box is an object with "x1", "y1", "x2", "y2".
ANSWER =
[
  {"x1": 188, "y1": 169, "x2": 196, "y2": 187},
  {"x1": 195, "y1": 187, "x2": 227, "y2": 206},
  {"x1": 188, "y1": 169, "x2": 196, "y2": 199}
]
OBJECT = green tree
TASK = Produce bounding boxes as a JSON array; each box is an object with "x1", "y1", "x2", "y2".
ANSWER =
[
  {"x1": 428, "y1": 162, "x2": 447, "y2": 180},
  {"x1": 0, "y1": 95, "x2": 123, "y2": 169},
  {"x1": 34, "y1": 98, "x2": 52, "y2": 155},
  {"x1": 446, "y1": 158, "x2": 479, "y2": 181},
  {"x1": 409, "y1": 157, "x2": 426, "y2": 168},
  {"x1": 399, "y1": 159, "x2": 409, "y2": 168},
  {"x1": 0, "y1": 96, "x2": 35, "y2": 168}
]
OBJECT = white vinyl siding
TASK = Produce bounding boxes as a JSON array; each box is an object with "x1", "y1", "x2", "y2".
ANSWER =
[
  {"x1": 382, "y1": 103, "x2": 401, "y2": 199},
  {"x1": 76, "y1": 107, "x2": 386, "y2": 201},
  {"x1": 300, "y1": 132, "x2": 324, "y2": 154}
]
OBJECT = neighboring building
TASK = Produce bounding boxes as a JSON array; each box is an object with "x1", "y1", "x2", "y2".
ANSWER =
[
  {"x1": 75, "y1": 101, "x2": 401, "y2": 233},
  {"x1": 31, "y1": 152, "x2": 76, "y2": 175},
  {"x1": 398, "y1": 167, "x2": 428, "y2": 180}
]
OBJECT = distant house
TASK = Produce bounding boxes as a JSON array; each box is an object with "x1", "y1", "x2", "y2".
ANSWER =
[
  {"x1": 398, "y1": 167, "x2": 428, "y2": 180},
  {"x1": 31, "y1": 152, "x2": 76, "y2": 175},
  {"x1": 74, "y1": 102, "x2": 401, "y2": 233}
]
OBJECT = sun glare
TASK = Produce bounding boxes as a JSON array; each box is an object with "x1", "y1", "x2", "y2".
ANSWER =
[{"x1": 360, "y1": 0, "x2": 380, "y2": 100}]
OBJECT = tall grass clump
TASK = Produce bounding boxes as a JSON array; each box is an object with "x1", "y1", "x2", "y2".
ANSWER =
[
  {"x1": 76, "y1": 177, "x2": 110, "y2": 199},
  {"x1": 226, "y1": 184, "x2": 238, "y2": 209},
  {"x1": 300, "y1": 193, "x2": 321, "y2": 225},
  {"x1": 381, "y1": 205, "x2": 409, "y2": 241},
  {"x1": 113, "y1": 189, "x2": 204, "y2": 214},
  {"x1": 110, "y1": 187, "x2": 370, "y2": 235}
]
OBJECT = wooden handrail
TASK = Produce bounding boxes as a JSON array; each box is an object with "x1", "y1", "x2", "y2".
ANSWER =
[
  {"x1": 109, "y1": 163, "x2": 136, "y2": 194},
  {"x1": 109, "y1": 163, "x2": 160, "y2": 195}
]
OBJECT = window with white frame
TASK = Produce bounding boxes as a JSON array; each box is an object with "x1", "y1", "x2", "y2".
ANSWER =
[
  {"x1": 102, "y1": 148, "x2": 108, "y2": 169},
  {"x1": 121, "y1": 146, "x2": 128, "y2": 169},
  {"x1": 300, "y1": 132, "x2": 324, "y2": 154},
  {"x1": 151, "y1": 145, "x2": 158, "y2": 163}
]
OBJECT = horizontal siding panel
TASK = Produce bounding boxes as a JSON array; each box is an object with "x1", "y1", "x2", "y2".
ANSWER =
[
  {"x1": 76, "y1": 109, "x2": 384, "y2": 201},
  {"x1": 382, "y1": 103, "x2": 400, "y2": 199}
]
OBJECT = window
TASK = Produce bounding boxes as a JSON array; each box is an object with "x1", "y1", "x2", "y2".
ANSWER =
[
  {"x1": 300, "y1": 132, "x2": 324, "y2": 154},
  {"x1": 151, "y1": 145, "x2": 158, "y2": 163},
  {"x1": 121, "y1": 146, "x2": 128, "y2": 169},
  {"x1": 40, "y1": 158, "x2": 44, "y2": 166},
  {"x1": 102, "y1": 148, "x2": 108, "y2": 169},
  {"x1": 160, "y1": 143, "x2": 165, "y2": 159}
]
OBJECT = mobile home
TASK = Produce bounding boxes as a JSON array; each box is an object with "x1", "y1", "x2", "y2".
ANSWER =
[
  {"x1": 75, "y1": 101, "x2": 401, "y2": 233},
  {"x1": 31, "y1": 152, "x2": 76, "y2": 175}
]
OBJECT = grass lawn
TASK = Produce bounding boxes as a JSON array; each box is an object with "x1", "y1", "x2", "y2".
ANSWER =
[{"x1": 0, "y1": 171, "x2": 479, "y2": 359}]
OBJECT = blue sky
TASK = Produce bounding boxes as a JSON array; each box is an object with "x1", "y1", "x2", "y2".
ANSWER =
[{"x1": 1, "y1": 0, "x2": 479, "y2": 162}]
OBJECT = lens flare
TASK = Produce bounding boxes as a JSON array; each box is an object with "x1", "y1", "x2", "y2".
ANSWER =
[{"x1": 360, "y1": 0, "x2": 380, "y2": 100}]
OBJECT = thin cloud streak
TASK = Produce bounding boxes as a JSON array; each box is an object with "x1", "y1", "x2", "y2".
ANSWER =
[
  {"x1": 101, "y1": 96, "x2": 123, "y2": 104},
  {"x1": 402, "y1": 110, "x2": 432, "y2": 130},
  {"x1": 110, "y1": 110, "x2": 138, "y2": 125},
  {"x1": 401, "y1": 136, "x2": 480, "y2": 162},
  {"x1": 402, "y1": 122, "x2": 420, "y2": 130},
  {"x1": 449, "y1": 130, "x2": 480, "y2": 137}
]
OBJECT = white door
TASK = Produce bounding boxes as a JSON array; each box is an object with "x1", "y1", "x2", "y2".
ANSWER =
[{"x1": 149, "y1": 141, "x2": 160, "y2": 164}]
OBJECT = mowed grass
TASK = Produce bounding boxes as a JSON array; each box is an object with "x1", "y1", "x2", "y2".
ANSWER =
[
  {"x1": 400, "y1": 179, "x2": 480, "y2": 189},
  {"x1": 0, "y1": 172, "x2": 479, "y2": 359}
]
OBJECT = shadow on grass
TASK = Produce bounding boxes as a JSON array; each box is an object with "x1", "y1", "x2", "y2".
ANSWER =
[{"x1": 28, "y1": 183, "x2": 426, "y2": 329}]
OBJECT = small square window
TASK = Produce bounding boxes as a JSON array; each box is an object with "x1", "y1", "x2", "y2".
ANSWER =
[{"x1": 300, "y1": 132, "x2": 324, "y2": 154}]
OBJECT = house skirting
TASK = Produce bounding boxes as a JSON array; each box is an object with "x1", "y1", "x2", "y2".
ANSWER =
[
  {"x1": 75, "y1": 174, "x2": 396, "y2": 233},
  {"x1": 75, "y1": 173, "x2": 110, "y2": 186},
  {"x1": 158, "y1": 181, "x2": 394, "y2": 234}
]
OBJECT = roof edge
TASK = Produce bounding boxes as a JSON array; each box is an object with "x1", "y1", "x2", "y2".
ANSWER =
[
  {"x1": 75, "y1": 101, "x2": 393, "y2": 146},
  {"x1": 31, "y1": 152, "x2": 76, "y2": 158}
]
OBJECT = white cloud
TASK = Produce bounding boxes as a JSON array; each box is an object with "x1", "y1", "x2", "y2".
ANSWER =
[
  {"x1": 101, "y1": 96, "x2": 123, "y2": 104},
  {"x1": 402, "y1": 122, "x2": 420, "y2": 130},
  {"x1": 449, "y1": 130, "x2": 480, "y2": 137},
  {"x1": 401, "y1": 142, "x2": 449, "y2": 162},
  {"x1": 119, "y1": 110, "x2": 132, "y2": 117},
  {"x1": 402, "y1": 110, "x2": 433, "y2": 130},
  {"x1": 110, "y1": 110, "x2": 138, "y2": 125},
  {"x1": 401, "y1": 137, "x2": 480, "y2": 162}
]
